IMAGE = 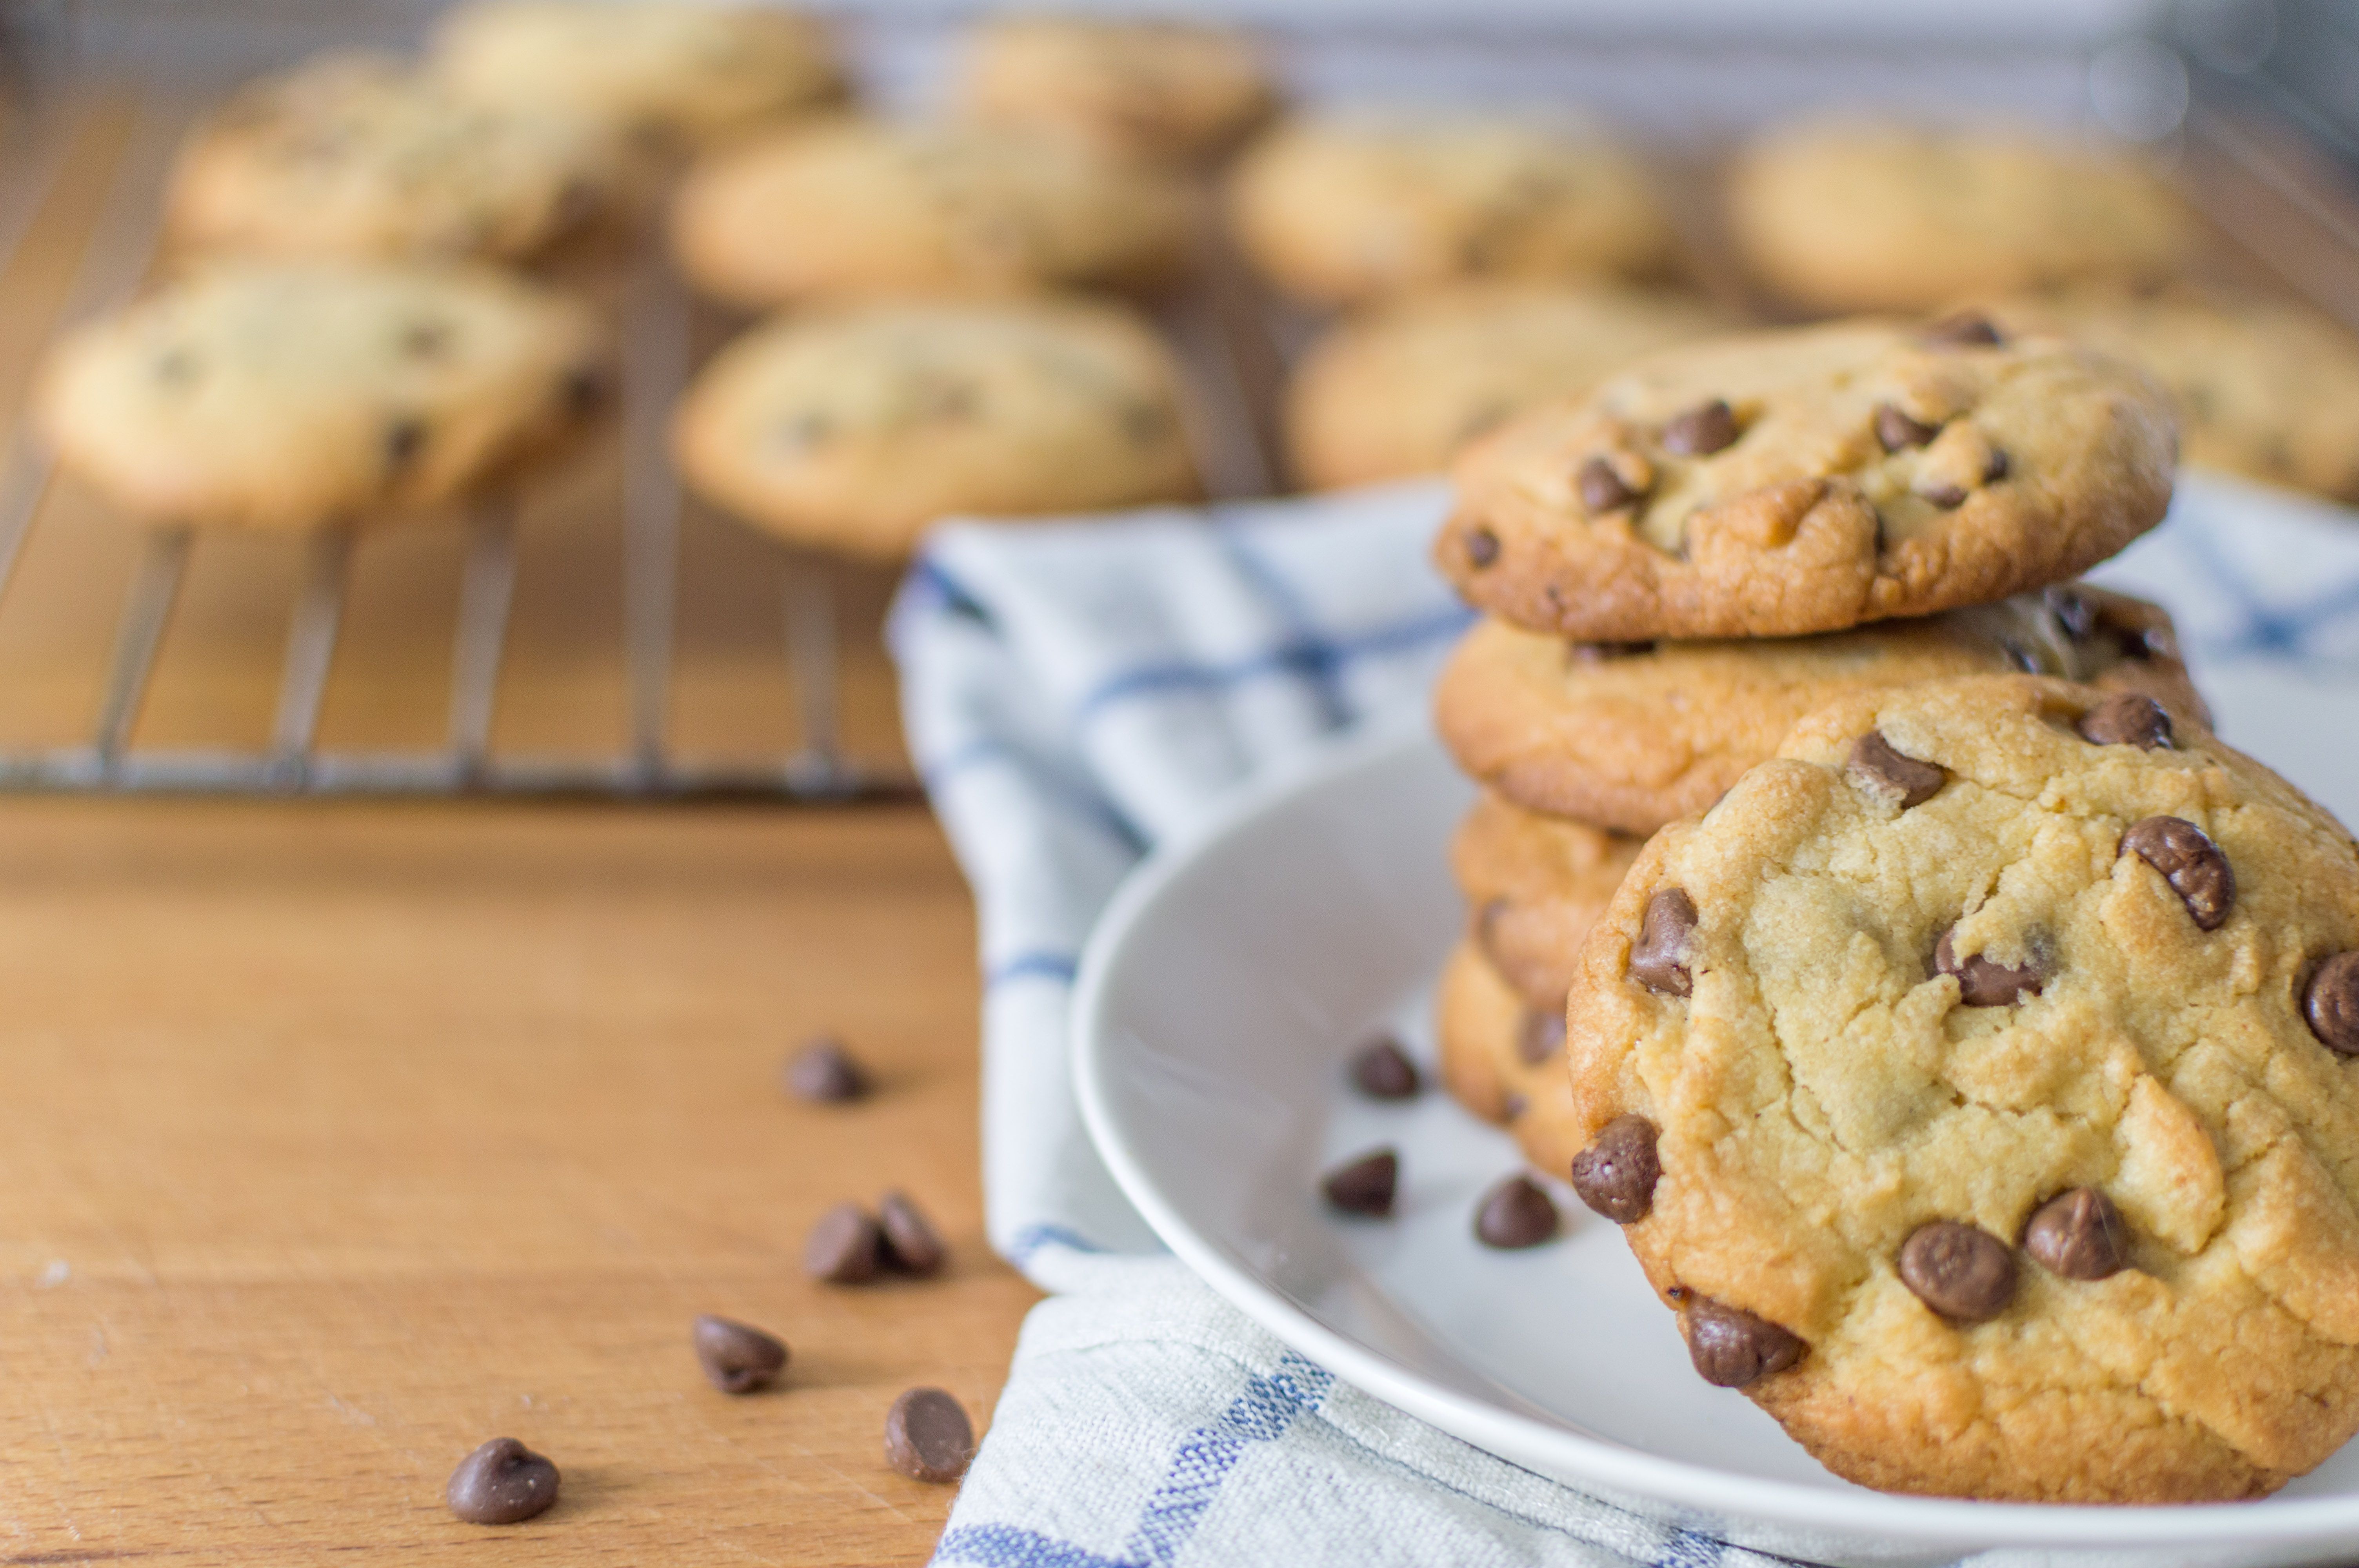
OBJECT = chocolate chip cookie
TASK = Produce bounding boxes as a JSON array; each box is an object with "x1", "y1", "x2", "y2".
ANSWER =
[
  {"x1": 1434, "y1": 938, "x2": 1585, "y2": 1180},
  {"x1": 1434, "y1": 585, "x2": 2207, "y2": 835},
  {"x1": 1437, "y1": 318, "x2": 2178, "y2": 641},
  {"x1": 956, "y1": 15, "x2": 1277, "y2": 165},
  {"x1": 671, "y1": 299, "x2": 1198, "y2": 559},
  {"x1": 1562, "y1": 673, "x2": 2359, "y2": 1501},
  {"x1": 36, "y1": 260, "x2": 605, "y2": 531},
  {"x1": 1451, "y1": 788, "x2": 1641, "y2": 1009},
  {"x1": 1285, "y1": 285, "x2": 1728, "y2": 491}
]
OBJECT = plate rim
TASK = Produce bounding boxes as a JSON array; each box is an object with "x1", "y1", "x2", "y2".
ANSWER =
[{"x1": 1070, "y1": 719, "x2": 2359, "y2": 1550}]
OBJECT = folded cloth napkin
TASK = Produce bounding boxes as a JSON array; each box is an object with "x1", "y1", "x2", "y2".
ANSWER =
[{"x1": 887, "y1": 472, "x2": 2359, "y2": 1568}]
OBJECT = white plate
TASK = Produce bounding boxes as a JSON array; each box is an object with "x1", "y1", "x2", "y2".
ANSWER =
[{"x1": 1072, "y1": 718, "x2": 2359, "y2": 1568}]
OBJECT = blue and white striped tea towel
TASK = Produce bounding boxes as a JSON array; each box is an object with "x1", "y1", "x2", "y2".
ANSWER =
[{"x1": 887, "y1": 471, "x2": 2359, "y2": 1568}]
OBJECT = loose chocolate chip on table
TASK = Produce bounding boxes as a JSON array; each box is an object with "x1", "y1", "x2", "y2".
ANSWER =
[
  {"x1": 446, "y1": 1437, "x2": 560, "y2": 1525},
  {"x1": 1463, "y1": 525, "x2": 1500, "y2": 567},
  {"x1": 693, "y1": 1314, "x2": 789, "y2": 1394},
  {"x1": 805, "y1": 1201, "x2": 883, "y2": 1283},
  {"x1": 1933, "y1": 926, "x2": 2046, "y2": 1006},
  {"x1": 1661, "y1": 398, "x2": 1739, "y2": 457},
  {"x1": 1322, "y1": 1148, "x2": 1398, "y2": 1217},
  {"x1": 2076, "y1": 693, "x2": 2172, "y2": 750},
  {"x1": 2120, "y1": 816, "x2": 2235, "y2": 930},
  {"x1": 1847, "y1": 730, "x2": 1946, "y2": 808},
  {"x1": 1682, "y1": 1296, "x2": 1805, "y2": 1388},
  {"x1": 1627, "y1": 888, "x2": 1697, "y2": 996},
  {"x1": 1568, "y1": 1112, "x2": 1659, "y2": 1224},
  {"x1": 885, "y1": 1387, "x2": 975, "y2": 1484},
  {"x1": 1898, "y1": 1220, "x2": 2017, "y2": 1321},
  {"x1": 1577, "y1": 455, "x2": 1637, "y2": 511},
  {"x1": 1516, "y1": 1007, "x2": 1565, "y2": 1065},
  {"x1": 2023, "y1": 1188, "x2": 2130, "y2": 1280},
  {"x1": 2306, "y1": 953, "x2": 2359, "y2": 1055},
  {"x1": 1874, "y1": 402, "x2": 1938, "y2": 451},
  {"x1": 783, "y1": 1034, "x2": 870, "y2": 1103},
  {"x1": 878, "y1": 1190, "x2": 947, "y2": 1276},
  {"x1": 383, "y1": 417, "x2": 427, "y2": 473},
  {"x1": 1923, "y1": 311, "x2": 2003, "y2": 347},
  {"x1": 1349, "y1": 1035, "x2": 1421, "y2": 1099},
  {"x1": 1474, "y1": 1174, "x2": 1559, "y2": 1249}
]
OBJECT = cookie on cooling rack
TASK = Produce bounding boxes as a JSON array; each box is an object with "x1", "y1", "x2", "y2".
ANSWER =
[
  {"x1": 1727, "y1": 120, "x2": 2191, "y2": 314},
  {"x1": 671, "y1": 299, "x2": 1198, "y2": 560},
  {"x1": 35, "y1": 260, "x2": 605, "y2": 531},
  {"x1": 1226, "y1": 116, "x2": 1675, "y2": 308},
  {"x1": 1434, "y1": 584, "x2": 2206, "y2": 835},
  {"x1": 669, "y1": 119, "x2": 1194, "y2": 309},
  {"x1": 957, "y1": 15, "x2": 1277, "y2": 165},
  {"x1": 1450, "y1": 788, "x2": 1641, "y2": 1012},
  {"x1": 431, "y1": 0, "x2": 843, "y2": 151},
  {"x1": 1434, "y1": 937, "x2": 1587, "y2": 1180},
  {"x1": 1436, "y1": 316, "x2": 2177, "y2": 642},
  {"x1": 1563, "y1": 673, "x2": 2359, "y2": 1501},
  {"x1": 165, "y1": 53, "x2": 628, "y2": 264}
]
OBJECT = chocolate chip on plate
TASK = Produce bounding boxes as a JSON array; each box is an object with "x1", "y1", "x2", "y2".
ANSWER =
[
  {"x1": 1847, "y1": 730, "x2": 1946, "y2": 808},
  {"x1": 1682, "y1": 1296, "x2": 1805, "y2": 1388},
  {"x1": 1321, "y1": 1149, "x2": 1398, "y2": 1217},
  {"x1": 1349, "y1": 1035, "x2": 1421, "y2": 1099},
  {"x1": 2307, "y1": 953, "x2": 2359, "y2": 1056},
  {"x1": 1662, "y1": 398, "x2": 1739, "y2": 456},
  {"x1": 885, "y1": 1387, "x2": 975, "y2": 1484},
  {"x1": 693, "y1": 1314, "x2": 789, "y2": 1394},
  {"x1": 1874, "y1": 402, "x2": 1938, "y2": 451},
  {"x1": 2023, "y1": 1189, "x2": 2130, "y2": 1281},
  {"x1": 878, "y1": 1190, "x2": 947, "y2": 1277},
  {"x1": 1627, "y1": 888, "x2": 1697, "y2": 996},
  {"x1": 1568, "y1": 1113, "x2": 1660, "y2": 1224},
  {"x1": 1934, "y1": 926, "x2": 2047, "y2": 1007},
  {"x1": 1899, "y1": 1220, "x2": 2017, "y2": 1321},
  {"x1": 783, "y1": 1035, "x2": 870, "y2": 1103},
  {"x1": 1577, "y1": 455, "x2": 1637, "y2": 511},
  {"x1": 2076, "y1": 693, "x2": 2172, "y2": 750},
  {"x1": 1515, "y1": 1007, "x2": 1564, "y2": 1065},
  {"x1": 1463, "y1": 525, "x2": 1500, "y2": 568},
  {"x1": 1474, "y1": 1174, "x2": 1559, "y2": 1249},
  {"x1": 446, "y1": 1437, "x2": 560, "y2": 1525},
  {"x1": 805, "y1": 1201, "x2": 883, "y2": 1283},
  {"x1": 2121, "y1": 816, "x2": 2235, "y2": 930},
  {"x1": 1923, "y1": 311, "x2": 2003, "y2": 347}
]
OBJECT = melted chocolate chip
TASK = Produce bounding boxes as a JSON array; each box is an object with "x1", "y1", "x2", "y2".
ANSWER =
[
  {"x1": 2045, "y1": 585, "x2": 2101, "y2": 641},
  {"x1": 1463, "y1": 526, "x2": 1500, "y2": 568},
  {"x1": 1898, "y1": 1220, "x2": 2017, "y2": 1321},
  {"x1": 2023, "y1": 1189, "x2": 2130, "y2": 1280},
  {"x1": 2120, "y1": 816, "x2": 2235, "y2": 930},
  {"x1": 2304, "y1": 953, "x2": 2359, "y2": 1055},
  {"x1": 1322, "y1": 1149, "x2": 1398, "y2": 1217},
  {"x1": 1874, "y1": 403, "x2": 1937, "y2": 451},
  {"x1": 1682, "y1": 1296, "x2": 1805, "y2": 1387},
  {"x1": 1924, "y1": 312, "x2": 2003, "y2": 347},
  {"x1": 1349, "y1": 1035, "x2": 1421, "y2": 1099},
  {"x1": 885, "y1": 1387, "x2": 975, "y2": 1484},
  {"x1": 1847, "y1": 730, "x2": 1946, "y2": 808},
  {"x1": 1984, "y1": 448, "x2": 2010, "y2": 483},
  {"x1": 878, "y1": 1191, "x2": 947, "y2": 1276},
  {"x1": 446, "y1": 1438, "x2": 560, "y2": 1524},
  {"x1": 693, "y1": 1314, "x2": 789, "y2": 1394},
  {"x1": 1627, "y1": 889, "x2": 1696, "y2": 996},
  {"x1": 805, "y1": 1202, "x2": 883, "y2": 1283},
  {"x1": 1516, "y1": 1007, "x2": 1565, "y2": 1065},
  {"x1": 383, "y1": 417, "x2": 427, "y2": 474},
  {"x1": 1474, "y1": 1174, "x2": 1559, "y2": 1249},
  {"x1": 1568, "y1": 1113, "x2": 1659, "y2": 1224},
  {"x1": 1661, "y1": 399, "x2": 1739, "y2": 456},
  {"x1": 2076, "y1": 693, "x2": 2172, "y2": 750},
  {"x1": 784, "y1": 1035, "x2": 869, "y2": 1103},
  {"x1": 1577, "y1": 456, "x2": 1637, "y2": 511},
  {"x1": 1933, "y1": 926, "x2": 2047, "y2": 1006}
]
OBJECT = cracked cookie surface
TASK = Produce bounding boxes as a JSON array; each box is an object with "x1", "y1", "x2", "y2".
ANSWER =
[
  {"x1": 1437, "y1": 319, "x2": 2177, "y2": 641},
  {"x1": 1561, "y1": 674, "x2": 2359, "y2": 1501}
]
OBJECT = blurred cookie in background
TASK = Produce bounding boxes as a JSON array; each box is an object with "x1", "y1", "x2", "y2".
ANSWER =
[
  {"x1": 35, "y1": 260, "x2": 606, "y2": 531},
  {"x1": 432, "y1": 0, "x2": 845, "y2": 153},
  {"x1": 670, "y1": 120, "x2": 1194, "y2": 309},
  {"x1": 1728, "y1": 120, "x2": 2191, "y2": 314},
  {"x1": 958, "y1": 14, "x2": 1278, "y2": 165},
  {"x1": 1227, "y1": 115, "x2": 1676, "y2": 309},
  {"x1": 672, "y1": 299, "x2": 1199, "y2": 560},
  {"x1": 1432, "y1": 937, "x2": 1585, "y2": 1178},
  {"x1": 165, "y1": 53, "x2": 628, "y2": 264},
  {"x1": 1284, "y1": 285, "x2": 1727, "y2": 490}
]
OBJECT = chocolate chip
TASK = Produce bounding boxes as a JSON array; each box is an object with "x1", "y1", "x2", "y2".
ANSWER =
[
  {"x1": 384, "y1": 417, "x2": 427, "y2": 473},
  {"x1": 1322, "y1": 1148, "x2": 1398, "y2": 1217},
  {"x1": 1874, "y1": 403, "x2": 1938, "y2": 451},
  {"x1": 2077, "y1": 693, "x2": 2172, "y2": 750},
  {"x1": 562, "y1": 365, "x2": 609, "y2": 415},
  {"x1": 1572, "y1": 641, "x2": 1656, "y2": 662},
  {"x1": 804, "y1": 1201, "x2": 883, "y2": 1283},
  {"x1": 1516, "y1": 1007, "x2": 1565, "y2": 1065},
  {"x1": 783, "y1": 1036, "x2": 870, "y2": 1103},
  {"x1": 1898, "y1": 1220, "x2": 2017, "y2": 1321},
  {"x1": 1661, "y1": 399, "x2": 1739, "y2": 456},
  {"x1": 1463, "y1": 526, "x2": 1500, "y2": 567},
  {"x1": 1500, "y1": 1091, "x2": 1528, "y2": 1121},
  {"x1": 1568, "y1": 1113, "x2": 1659, "y2": 1224},
  {"x1": 1983, "y1": 448, "x2": 2010, "y2": 483},
  {"x1": 1627, "y1": 888, "x2": 1697, "y2": 996},
  {"x1": 2045, "y1": 585, "x2": 2101, "y2": 641},
  {"x1": 2305, "y1": 953, "x2": 2359, "y2": 1055},
  {"x1": 885, "y1": 1387, "x2": 974, "y2": 1484},
  {"x1": 2023, "y1": 1189, "x2": 2130, "y2": 1281},
  {"x1": 1578, "y1": 456, "x2": 1637, "y2": 511},
  {"x1": 1474, "y1": 1174, "x2": 1559, "y2": 1249},
  {"x1": 693, "y1": 1314, "x2": 788, "y2": 1393},
  {"x1": 2121, "y1": 816, "x2": 2235, "y2": 930},
  {"x1": 445, "y1": 1438, "x2": 559, "y2": 1525},
  {"x1": 877, "y1": 1190, "x2": 947, "y2": 1276},
  {"x1": 1349, "y1": 1035, "x2": 1420, "y2": 1099},
  {"x1": 1924, "y1": 311, "x2": 2003, "y2": 347},
  {"x1": 1682, "y1": 1296, "x2": 1805, "y2": 1387},
  {"x1": 1847, "y1": 730, "x2": 1946, "y2": 808},
  {"x1": 1933, "y1": 926, "x2": 2046, "y2": 1006},
  {"x1": 1918, "y1": 481, "x2": 1969, "y2": 509}
]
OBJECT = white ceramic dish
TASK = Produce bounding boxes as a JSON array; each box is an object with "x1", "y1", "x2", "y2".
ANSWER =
[{"x1": 1072, "y1": 718, "x2": 2359, "y2": 1568}]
